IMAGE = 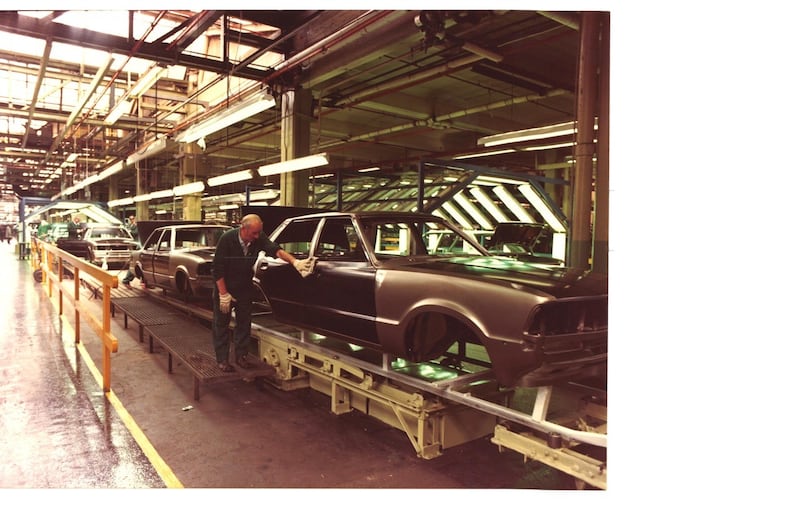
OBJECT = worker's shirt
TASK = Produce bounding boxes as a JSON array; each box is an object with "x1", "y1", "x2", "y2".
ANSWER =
[{"x1": 212, "y1": 227, "x2": 282, "y2": 299}]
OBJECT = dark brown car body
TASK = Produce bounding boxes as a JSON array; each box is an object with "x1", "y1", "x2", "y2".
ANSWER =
[
  {"x1": 254, "y1": 211, "x2": 607, "y2": 388},
  {"x1": 133, "y1": 224, "x2": 231, "y2": 296}
]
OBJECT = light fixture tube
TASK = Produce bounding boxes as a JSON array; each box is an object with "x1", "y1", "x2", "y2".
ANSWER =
[
  {"x1": 133, "y1": 193, "x2": 151, "y2": 202},
  {"x1": 468, "y1": 186, "x2": 510, "y2": 223},
  {"x1": 98, "y1": 160, "x2": 125, "y2": 179},
  {"x1": 441, "y1": 201, "x2": 473, "y2": 229},
  {"x1": 104, "y1": 99, "x2": 133, "y2": 125},
  {"x1": 520, "y1": 141, "x2": 576, "y2": 152},
  {"x1": 453, "y1": 148, "x2": 515, "y2": 160},
  {"x1": 129, "y1": 65, "x2": 168, "y2": 97},
  {"x1": 478, "y1": 121, "x2": 577, "y2": 147},
  {"x1": 127, "y1": 137, "x2": 168, "y2": 166},
  {"x1": 517, "y1": 184, "x2": 567, "y2": 233},
  {"x1": 148, "y1": 189, "x2": 175, "y2": 200},
  {"x1": 207, "y1": 169, "x2": 254, "y2": 187},
  {"x1": 357, "y1": 166, "x2": 380, "y2": 173},
  {"x1": 453, "y1": 192, "x2": 493, "y2": 230},
  {"x1": 176, "y1": 91, "x2": 276, "y2": 144},
  {"x1": 219, "y1": 204, "x2": 239, "y2": 210},
  {"x1": 173, "y1": 181, "x2": 205, "y2": 196},
  {"x1": 107, "y1": 197, "x2": 134, "y2": 208},
  {"x1": 492, "y1": 186, "x2": 535, "y2": 222},
  {"x1": 154, "y1": 209, "x2": 168, "y2": 215},
  {"x1": 257, "y1": 153, "x2": 329, "y2": 177}
]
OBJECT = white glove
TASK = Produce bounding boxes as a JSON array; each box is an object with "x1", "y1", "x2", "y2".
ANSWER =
[
  {"x1": 252, "y1": 250, "x2": 269, "y2": 283},
  {"x1": 292, "y1": 257, "x2": 317, "y2": 278},
  {"x1": 218, "y1": 292, "x2": 236, "y2": 314}
]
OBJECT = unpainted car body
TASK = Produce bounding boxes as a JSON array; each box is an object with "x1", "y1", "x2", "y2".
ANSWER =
[
  {"x1": 133, "y1": 224, "x2": 231, "y2": 296},
  {"x1": 485, "y1": 222, "x2": 563, "y2": 265},
  {"x1": 254, "y1": 211, "x2": 607, "y2": 388},
  {"x1": 56, "y1": 223, "x2": 138, "y2": 268}
]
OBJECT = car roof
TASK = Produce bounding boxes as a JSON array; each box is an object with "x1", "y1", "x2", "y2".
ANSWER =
[
  {"x1": 287, "y1": 211, "x2": 442, "y2": 221},
  {"x1": 155, "y1": 224, "x2": 230, "y2": 230}
]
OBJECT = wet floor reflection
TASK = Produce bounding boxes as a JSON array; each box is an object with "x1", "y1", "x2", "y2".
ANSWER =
[{"x1": 0, "y1": 245, "x2": 165, "y2": 488}]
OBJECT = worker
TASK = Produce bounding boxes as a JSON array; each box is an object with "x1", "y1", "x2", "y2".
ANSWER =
[
  {"x1": 37, "y1": 220, "x2": 51, "y2": 239},
  {"x1": 211, "y1": 213, "x2": 316, "y2": 372},
  {"x1": 67, "y1": 214, "x2": 84, "y2": 239},
  {"x1": 122, "y1": 216, "x2": 139, "y2": 287}
]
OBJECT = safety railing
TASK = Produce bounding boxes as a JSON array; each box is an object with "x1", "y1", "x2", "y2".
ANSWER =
[{"x1": 30, "y1": 237, "x2": 120, "y2": 392}]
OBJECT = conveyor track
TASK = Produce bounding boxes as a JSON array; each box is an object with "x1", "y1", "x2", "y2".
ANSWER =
[{"x1": 118, "y1": 288, "x2": 607, "y2": 488}]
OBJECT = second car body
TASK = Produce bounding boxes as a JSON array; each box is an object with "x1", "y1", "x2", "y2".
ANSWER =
[{"x1": 133, "y1": 224, "x2": 231, "y2": 297}]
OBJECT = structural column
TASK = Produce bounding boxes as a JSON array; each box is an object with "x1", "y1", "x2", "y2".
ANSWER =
[
  {"x1": 134, "y1": 163, "x2": 148, "y2": 221},
  {"x1": 181, "y1": 143, "x2": 203, "y2": 221},
  {"x1": 592, "y1": 13, "x2": 610, "y2": 275},
  {"x1": 278, "y1": 88, "x2": 313, "y2": 207},
  {"x1": 568, "y1": 11, "x2": 601, "y2": 270}
]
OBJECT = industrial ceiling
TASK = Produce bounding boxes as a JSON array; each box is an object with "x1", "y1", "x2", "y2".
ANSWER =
[{"x1": 0, "y1": 10, "x2": 600, "y2": 218}]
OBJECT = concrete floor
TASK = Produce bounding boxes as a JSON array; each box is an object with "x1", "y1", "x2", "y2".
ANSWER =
[{"x1": 0, "y1": 240, "x2": 582, "y2": 497}]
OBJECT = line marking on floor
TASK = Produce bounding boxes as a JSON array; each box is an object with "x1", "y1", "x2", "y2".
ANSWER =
[{"x1": 54, "y1": 297, "x2": 184, "y2": 488}]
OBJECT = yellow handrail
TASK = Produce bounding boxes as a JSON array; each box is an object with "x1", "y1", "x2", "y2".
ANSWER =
[{"x1": 31, "y1": 236, "x2": 120, "y2": 392}]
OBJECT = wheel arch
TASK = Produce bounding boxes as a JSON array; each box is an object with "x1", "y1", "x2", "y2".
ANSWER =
[{"x1": 398, "y1": 302, "x2": 488, "y2": 361}]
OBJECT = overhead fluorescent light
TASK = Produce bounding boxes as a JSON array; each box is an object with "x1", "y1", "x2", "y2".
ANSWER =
[
  {"x1": 154, "y1": 209, "x2": 169, "y2": 215},
  {"x1": 493, "y1": 186, "x2": 535, "y2": 222},
  {"x1": 441, "y1": 202, "x2": 473, "y2": 229},
  {"x1": 107, "y1": 197, "x2": 134, "y2": 208},
  {"x1": 129, "y1": 65, "x2": 168, "y2": 97},
  {"x1": 357, "y1": 166, "x2": 380, "y2": 173},
  {"x1": 453, "y1": 192, "x2": 493, "y2": 230},
  {"x1": 176, "y1": 90, "x2": 276, "y2": 144},
  {"x1": 247, "y1": 189, "x2": 279, "y2": 202},
  {"x1": 66, "y1": 153, "x2": 79, "y2": 163},
  {"x1": 468, "y1": 186, "x2": 510, "y2": 223},
  {"x1": 453, "y1": 149, "x2": 515, "y2": 160},
  {"x1": 520, "y1": 141, "x2": 576, "y2": 152},
  {"x1": 257, "y1": 153, "x2": 329, "y2": 177},
  {"x1": 127, "y1": 137, "x2": 168, "y2": 166},
  {"x1": 148, "y1": 189, "x2": 175, "y2": 200},
  {"x1": 478, "y1": 121, "x2": 577, "y2": 147},
  {"x1": 207, "y1": 169, "x2": 253, "y2": 187},
  {"x1": 133, "y1": 193, "x2": 151, "y2": 202},
  {"x1": 98, "y1": 160, "x2": 125, "y2": 179},
  {"x1": 173, "y1": 181, "x2": 205, "y2": 196},
  {"x1": 517, "y1": 184, "x2": 567, "y2": 233},
  {"x1": 104, "y1": 99, "x2": 133, "y2": 125},
  {"x1": 219, "y1": 204, "x2": 239, "y2": 210}
]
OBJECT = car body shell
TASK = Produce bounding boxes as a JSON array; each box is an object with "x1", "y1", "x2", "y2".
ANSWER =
[
  {"x1": 254, "y1": 211, "x2": 607, "y2": 388},
  {"x1": 56, "y1": 224, "x2": 138, "y2": 269},
  {"x1": 133, "y1": 224, "x2": 231, "y2": 296}
]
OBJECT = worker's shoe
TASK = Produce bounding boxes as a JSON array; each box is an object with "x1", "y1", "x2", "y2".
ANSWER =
[
  {"x1": 235, "y1": 355, "x2": 253, "y2": 370},
  {"x1": 217, "y1": 361, "x2": 235, "y2": 373}
]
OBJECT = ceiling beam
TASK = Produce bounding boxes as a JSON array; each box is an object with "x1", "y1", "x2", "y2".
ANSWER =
[{"x1": 0, "y1": 12, "x2": 270, "y2": 81}]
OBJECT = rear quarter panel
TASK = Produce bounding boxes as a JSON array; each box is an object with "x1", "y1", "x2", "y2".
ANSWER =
[{"x1": 374, "y1": 266, "x2": 549, "y2": 357}]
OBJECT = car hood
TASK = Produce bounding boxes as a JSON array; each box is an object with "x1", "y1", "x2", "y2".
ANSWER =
[
  {"x1": 386, "y1": 255, "x2": 607, "y2": 298},
  {"x1": 90, "y1": 237, "x2": 136, "y2": 243}
]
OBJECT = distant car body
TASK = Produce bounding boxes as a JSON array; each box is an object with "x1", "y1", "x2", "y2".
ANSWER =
[
  {"x1": 43, "y1": 223, "x2": 68, "y2": 244},
  {"x1": 485, "y1": 222, "x2": 563, "y2": 265},
  {"x1": 254, "y1": 211, "x2": 608, "y2": 388},
  {"x1": 133, "y1": 224, "x2": 231, "y2": 296},
  {"x1": 56, "y1": 223, "x2": 138, "y2": 268}
]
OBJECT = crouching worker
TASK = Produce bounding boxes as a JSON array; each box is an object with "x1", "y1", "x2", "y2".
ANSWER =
[{"x1": 211, "y1": 213, "x2": 316, "y2": 372}]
